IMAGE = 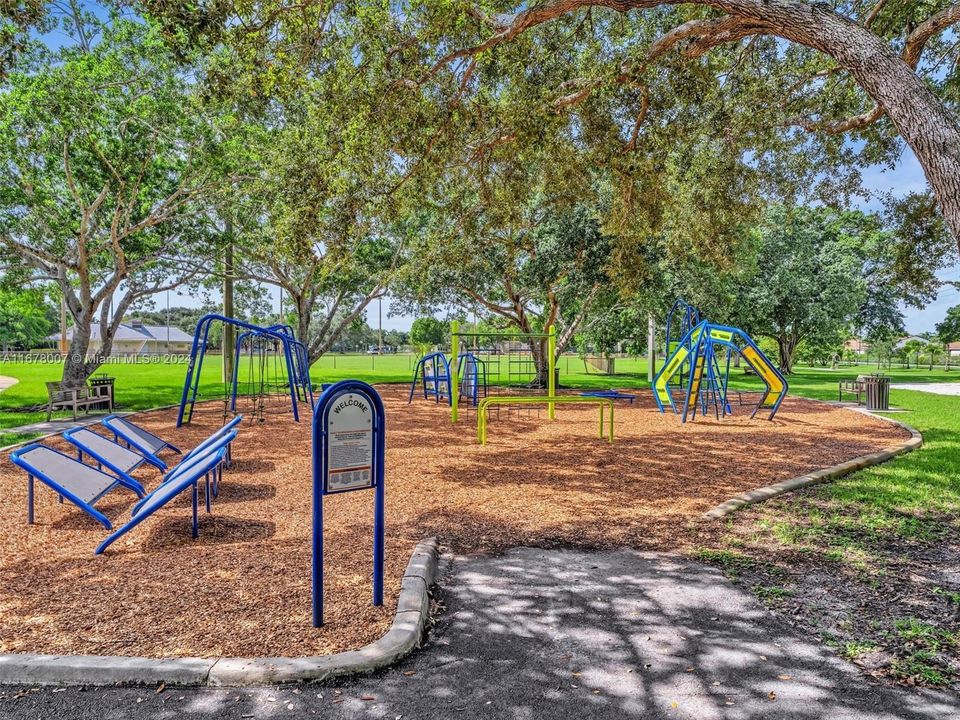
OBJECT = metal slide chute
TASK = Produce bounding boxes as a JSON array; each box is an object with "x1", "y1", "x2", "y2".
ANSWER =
[{"x1": 654, "y1": 319, "x2": 788, "y2": 422}]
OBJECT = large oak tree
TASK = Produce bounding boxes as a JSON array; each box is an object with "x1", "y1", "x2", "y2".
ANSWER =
[{"x1": 0, "y1": 10, "x2": 225, "y2": 386}]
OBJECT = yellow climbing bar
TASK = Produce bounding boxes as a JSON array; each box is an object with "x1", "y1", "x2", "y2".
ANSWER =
[
  {"x1": 742, "y1": 345, "x2": 784, "y2": 406},
  {"x1": 476, "y1": 395, "x2": 614, "y2": 445},
  {"x1": 655, "y1": 345, "x2": 689, "y2": 403}
]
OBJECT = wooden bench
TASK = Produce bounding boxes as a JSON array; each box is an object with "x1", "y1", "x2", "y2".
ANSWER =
[
  {"x1": 838, "y1": 375, "x2": 868, "y2": 404},
  {"x1": 45, "y1": 381, "x2": 109, "y2": 421}
]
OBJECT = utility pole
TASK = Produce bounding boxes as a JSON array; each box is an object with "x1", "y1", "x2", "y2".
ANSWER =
[
  {"x1": 59, "y1": 295, "x2": 68, "y2": 356},
  {"x1": 166, "y1": 290, "x2": 170, "y2": 352},
  {"x1": 222, "y1": 220, "x2": 235, "y2": 384},
  {"x1": 647, "y1": 314, "x2": 656, "y2": 383},
  {"x1": 378, "y1": 296, "x2": 383, "y2": 354}
]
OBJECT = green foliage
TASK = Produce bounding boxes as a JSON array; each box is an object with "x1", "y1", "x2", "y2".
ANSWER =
[
  {"x1": 736, "y1": 206, "x2": 917, "y2": 373},
  {"x1": 936, "y1": 305, "x2": 960, "y2": 344},
  {"x1": 409, "y1": 317, "x2": 448, "y2": 354},
  {"x1": 739, "y1": 206, "x2": 864, "y2": 372},
  {"x1": 0, "y1": 287, "x2": 53, "y2": 349},
  {"x1": 0, "y1": 8, "x2": 225, "y2": 382}
]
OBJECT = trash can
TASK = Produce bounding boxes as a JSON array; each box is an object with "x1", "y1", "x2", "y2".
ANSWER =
[
  {"x1": 88, "y1": 374, "x2": 115, "y2": 411},
  {"x1": 864, "y1": 374, "x2": 890, "y2": 411}
]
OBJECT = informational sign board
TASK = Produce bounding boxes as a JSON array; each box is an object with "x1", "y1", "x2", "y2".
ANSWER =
[
  {"x1": 324, "y1": 392, "x2": 374, "y2": 494},
  {"x1": 312, "y1": 380, "x2": 385, "y2": 627}
]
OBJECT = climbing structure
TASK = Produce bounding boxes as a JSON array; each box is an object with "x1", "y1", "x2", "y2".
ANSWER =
[
  {"x1": 654, "y1": 320, "x2": 788, "y2": 421},
  {"x1": 408, "y1": 352, "x2": 452, "y2": 405},
  {"x1": 457, "y1": 352, "x2": 488, "y2": 407}
]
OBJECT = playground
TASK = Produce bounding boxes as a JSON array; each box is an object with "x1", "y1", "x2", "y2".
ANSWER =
[{"x1": 0, "y1": 385, "x2": 910, "y2": 659}]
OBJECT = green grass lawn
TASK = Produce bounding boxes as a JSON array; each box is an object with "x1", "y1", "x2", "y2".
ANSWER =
[{"x1": 1, "y1": 353, "x2": 955, "y2": 442}]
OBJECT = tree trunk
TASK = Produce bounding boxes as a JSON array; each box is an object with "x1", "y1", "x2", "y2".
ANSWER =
[
  {"x1": 61, "y1": 321, "x2": 97, "y2": 389},
  {"x1": 528, "y1": 337, "x2": 550, "y2": 388},
  {"x1": 699, "y1": 0, "x2": 960, "y2": 243},
  {"x1": 776, "y1": 334, "x2": 797, "y2": 374},
  {"x1": 294, "y1": 294, "x2": 314, "y2": 363}
]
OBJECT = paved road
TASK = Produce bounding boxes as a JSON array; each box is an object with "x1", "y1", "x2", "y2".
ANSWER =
[
  {"x1": 891, "y1": 382, "x2": 960, "y2": 396},
  {"x1": 1, "y1": 548, "x2": 956, "y2": 719}
]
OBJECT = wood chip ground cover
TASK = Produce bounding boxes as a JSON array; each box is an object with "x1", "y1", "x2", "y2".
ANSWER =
[{"x1": 0, "y1": 386, "x2": 908, "y2": 658}]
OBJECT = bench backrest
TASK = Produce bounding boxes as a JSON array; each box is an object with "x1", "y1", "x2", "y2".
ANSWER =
[{"x1": 46, "y1": 381, "x2": 91, "y2": 402}]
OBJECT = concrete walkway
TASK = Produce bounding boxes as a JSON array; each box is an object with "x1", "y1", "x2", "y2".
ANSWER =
[
  {"x1": 0, "y1": 376, "x2": 18, "y2": 393},
  {"x1": 891, "y1": 382, "x2": 960, "y2": 396},
  {"x1": 3, "y1": 412, "x2": 122, "y2": 437},
  {"x1": 1, "y1": 548, "x2": 956, "y2": 719}
]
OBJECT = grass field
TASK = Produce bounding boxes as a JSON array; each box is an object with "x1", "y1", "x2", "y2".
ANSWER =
[{"x1": 1, "y1": 352, "x2": 956, "y2": 443}]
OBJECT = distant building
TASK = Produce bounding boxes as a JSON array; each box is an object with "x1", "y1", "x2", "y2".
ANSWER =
[
  {"x1": 843, "y1": 338, "x2": 871, "y2": 355},
  {"x1": 949, "y1": 342, "x2": 960, "y2": 358},
  {"x1": 49, "y1": 320, "x2": 193, "y2": 355},
  {"x1": 894, "y1": 335, "x2": 927, "y2": 349}
]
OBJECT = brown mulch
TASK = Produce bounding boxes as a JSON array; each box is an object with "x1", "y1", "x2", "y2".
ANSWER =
[{"x1": 0, "y1": 385, "x2": 908, "y2": 658}]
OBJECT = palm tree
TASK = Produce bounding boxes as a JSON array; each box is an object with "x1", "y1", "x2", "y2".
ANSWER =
[
  {"x1": 924, "y1": 341, "x2": 942, "y2": 372},
  {"x1": 902, "y1": 340, "x2": 924, "y2": 370}
]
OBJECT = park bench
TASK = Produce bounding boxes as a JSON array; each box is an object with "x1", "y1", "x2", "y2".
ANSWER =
[
  {"x1": 45, "y1": 381, "x2": 109, "y2": 421},
  {"x1": 838, "y1": 375, "x2": 868, "y2": 404}
]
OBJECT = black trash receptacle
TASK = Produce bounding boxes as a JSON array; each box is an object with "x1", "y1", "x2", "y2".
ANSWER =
[{"x1": 864, "y1": 374, "x2": 890, "y2": 411}]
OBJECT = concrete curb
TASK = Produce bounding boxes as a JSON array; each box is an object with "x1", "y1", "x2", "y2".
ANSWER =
[
  {"x1": 0, "y1": 537, "x2": 440, "y2": 687},
  {"x1": 703, "y1": 406, "x2": 922, "y2": 520}
]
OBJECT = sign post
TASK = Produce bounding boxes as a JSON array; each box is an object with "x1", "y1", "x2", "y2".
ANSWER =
[{"x1": 312, "y1": 380, "x2": 386, "y2": 627}]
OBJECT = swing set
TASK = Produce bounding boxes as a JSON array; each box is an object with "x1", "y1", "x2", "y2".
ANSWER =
[
  {"x1": 231, "y1": 326, "x2": 314, "y2": 422},
  {"x1": 177, "y1": 314, "x2": 314, "y2": 427}
]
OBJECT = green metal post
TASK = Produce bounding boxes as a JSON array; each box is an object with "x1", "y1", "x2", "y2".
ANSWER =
[{"x1": 451, "y1": 320, "x2": 460, "y2": 423}]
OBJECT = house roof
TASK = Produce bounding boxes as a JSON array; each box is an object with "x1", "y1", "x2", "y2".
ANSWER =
[{"x1": 49, "y1": 323, "x2": 194, "y2": 344}]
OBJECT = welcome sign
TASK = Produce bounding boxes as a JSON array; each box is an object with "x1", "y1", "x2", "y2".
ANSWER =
[{"x1": 311, "y1": 380, "x2": 386, "y2": 627}]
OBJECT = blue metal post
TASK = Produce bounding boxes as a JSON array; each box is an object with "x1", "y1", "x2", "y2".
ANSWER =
[
  {"x1": 191, "y1": 483, "x2": 199, "y2": 538},
  {"x1": 312, "y1": 400, "x2": 325, "y2": 626},
  {"x1": 231, "y1": 330, "x2": 247, "y2": 413},
  {"x1": 373, "y1": 404, "x2": 385, "y2": 607},
  {"x1": 27, "y1": 475, "x2": 34, "y2": 524}
]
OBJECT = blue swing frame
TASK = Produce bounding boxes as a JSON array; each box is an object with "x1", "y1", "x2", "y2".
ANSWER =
[
  {"x1": 177, "y1": 313, "x2": 305, "y2": 426},
  {"x1": 231, "y1": 329, "x2": 314, "y2": 413}
]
